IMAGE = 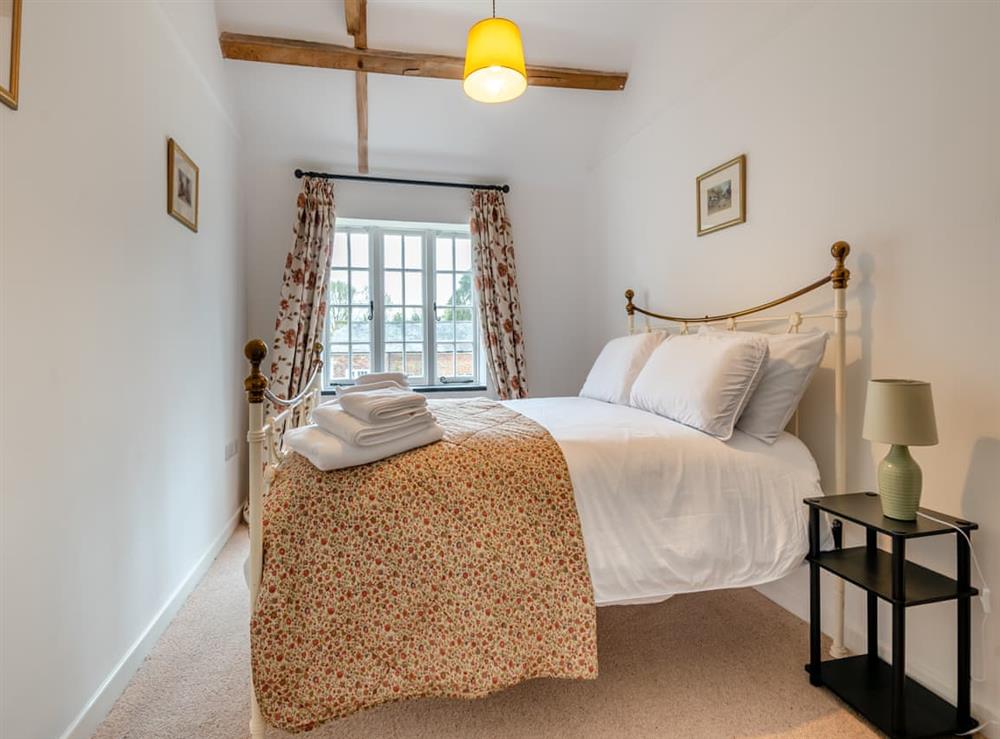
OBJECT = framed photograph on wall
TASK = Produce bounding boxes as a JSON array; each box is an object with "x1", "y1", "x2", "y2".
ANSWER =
[
  {"x1": 0, "y1": 0, "x2": 22, "y2": 110},
  {"x1": 167, "y1": 138, "x2": 199, "y2": 232},
  {"x1": 697, "y1": 154, "x2": 746, "y2": 236}
]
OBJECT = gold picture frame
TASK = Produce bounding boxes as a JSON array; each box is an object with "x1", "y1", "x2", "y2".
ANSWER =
[
  {"x1": 0, "y1": 0, "x2": 22, "y2": 110},
  {"x1": 167, "y1": 138, "x2": 200, "y2": 232},
  {"x1": 697, "y1": 154, "x2": 746, "y2": 237}
]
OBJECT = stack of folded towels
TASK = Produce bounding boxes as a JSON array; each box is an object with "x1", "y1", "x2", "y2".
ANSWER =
[{"x1": 284, "y1": 372, "x2": 443, "y2": 471}]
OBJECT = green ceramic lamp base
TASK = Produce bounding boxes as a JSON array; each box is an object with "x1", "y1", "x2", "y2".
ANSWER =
[{"x1": 878, "y1": 444, "x2": 923, "y2": 521}]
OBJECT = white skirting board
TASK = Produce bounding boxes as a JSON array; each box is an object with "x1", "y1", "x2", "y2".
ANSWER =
[
  {"x1": 57, "y1": 506, "x2": 243, "y2": 739},
  {"x1": 757, "y1": 565, "x2": 997, "y2": 737}
]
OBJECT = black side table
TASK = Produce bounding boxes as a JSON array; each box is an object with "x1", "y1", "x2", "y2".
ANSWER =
[{"x1": 804, "y1": 492, "x2": 979, "y2": 739}]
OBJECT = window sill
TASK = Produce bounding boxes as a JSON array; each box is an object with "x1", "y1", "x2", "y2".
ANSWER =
[
  {"x1": 411, "y1": 385, "x2": 488, "y2": 394},
  {"x1": 323, "y1": 385, "x2": 488, "y2": 396}
]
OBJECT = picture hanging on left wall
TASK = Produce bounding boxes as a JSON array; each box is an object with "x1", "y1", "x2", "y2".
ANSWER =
[
  {"x1": 167, "y1": 138, "x2": 199, "y2": 232},
  {"x1": 0, "y1": 0, "x2": 22, "y2": 110}
]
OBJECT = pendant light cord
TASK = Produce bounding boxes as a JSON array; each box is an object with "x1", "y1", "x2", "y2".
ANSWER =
[{"x1": 492, "y1": 0, "x2": 496, "y2": 18}]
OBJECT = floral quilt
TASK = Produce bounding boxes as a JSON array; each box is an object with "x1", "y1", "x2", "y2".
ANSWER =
[{"x1": 251, "y1": 398, "x2": 597, "y2": 732}]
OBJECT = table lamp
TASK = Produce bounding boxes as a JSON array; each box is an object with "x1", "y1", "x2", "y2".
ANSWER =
[{"x1": 862, "y1": 379, "x2": 938, "y2": 520}]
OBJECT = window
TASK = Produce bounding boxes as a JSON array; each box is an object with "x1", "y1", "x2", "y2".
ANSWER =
[
  {"x1": 326, "y1": 219, "x2": 482, "y2": 388},
  {"x1": 328, "y1": 229, "x2": 372, "y2": 382}
]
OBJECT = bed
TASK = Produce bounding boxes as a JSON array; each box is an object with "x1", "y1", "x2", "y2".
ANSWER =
[
  {"x1": 505, "y1": 396, "x2": 828, "y2": 606},
  {"x1": 241, "y1": 242, "x2": 852, "y2": 736}
]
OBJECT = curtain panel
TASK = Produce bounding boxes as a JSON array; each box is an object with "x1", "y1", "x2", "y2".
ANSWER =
[
  {"x1": 470, "y1": 189, "x2": 528, "y2": 400},
  {"x1": 268, "y1": 177, "x2": 335, "y2": 418}
]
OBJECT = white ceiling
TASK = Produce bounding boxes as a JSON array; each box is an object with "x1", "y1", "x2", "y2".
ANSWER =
[
  {"x1": 214, "y1": 0, "x2": 655, "y2": 180},
  {"x1": 215, "y1": 0, "x2": 645, "y2": 69}
]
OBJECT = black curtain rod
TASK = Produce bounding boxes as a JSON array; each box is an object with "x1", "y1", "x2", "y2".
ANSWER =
[{"x1": 294, "y1": 169, "x2": 510, "y2": 193}]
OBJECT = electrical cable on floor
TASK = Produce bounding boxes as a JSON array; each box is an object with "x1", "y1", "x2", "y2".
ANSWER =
[{"x1": 956, "y1": 719, "x2": 994, "y2": 736}]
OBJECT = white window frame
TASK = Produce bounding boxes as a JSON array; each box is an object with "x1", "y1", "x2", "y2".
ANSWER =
[
  {"x1": 326, "y1": 224, "x2": 375, "y2": 387},
  {"x1": 326, "y1": 218, "x2": 482, "y2": 389}
]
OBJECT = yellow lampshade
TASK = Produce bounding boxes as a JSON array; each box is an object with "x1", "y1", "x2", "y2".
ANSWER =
[{"x1": 463, "y1": 17, "x2": 527, "y2": 103}]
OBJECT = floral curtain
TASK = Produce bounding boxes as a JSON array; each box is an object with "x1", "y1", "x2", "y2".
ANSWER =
[
  {"x1": 268, "y1": 177, "x2": 335, "y2": 418},
  {"x1": 470, "y1": 189, "x2": 528, "y2": 399}
]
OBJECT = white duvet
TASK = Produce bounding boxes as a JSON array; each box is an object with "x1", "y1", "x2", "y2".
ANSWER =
[{"x1": 503, "y1": 397, "x2": 825, "y2": 606}]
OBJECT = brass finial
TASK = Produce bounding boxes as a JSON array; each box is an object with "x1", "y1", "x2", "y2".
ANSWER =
[
  {"x1": 831, "y1": 242, "x2": 850, "y2": 289},
  {"x1": 244, "y1": 339, "x2": 269, "y2": 404},
  {"x1": 625, "y1": 289, "x2": 635, "y2": 315}
]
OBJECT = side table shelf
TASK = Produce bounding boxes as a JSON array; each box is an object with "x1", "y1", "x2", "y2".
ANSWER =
[
  {"x1": 804, "y1": 492, "x2": 978, "y2": 739},
  {"x1": 810, "y1": 547, "x2": 978, "y2": 607}
]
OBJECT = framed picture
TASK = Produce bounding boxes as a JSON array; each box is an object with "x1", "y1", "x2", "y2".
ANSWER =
[
  {"x1": 167, "y1": 138, "x2": 199, "y2": 232},
  {"x1": 697, "y1": 154, "x2": 746, "y2": 236},
  {"x1": 0, "y1": 0, "x2": 22, "y2": 110}
]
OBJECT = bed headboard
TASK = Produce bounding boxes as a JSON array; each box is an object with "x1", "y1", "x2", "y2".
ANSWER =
[{"x1": 623, "y1": 241, "x2": 850, "y2": 656}]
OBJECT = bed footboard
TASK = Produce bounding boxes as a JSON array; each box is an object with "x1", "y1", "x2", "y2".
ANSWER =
[{"x1": 243, "y1": 339, "x2": 323, "y2": 738}]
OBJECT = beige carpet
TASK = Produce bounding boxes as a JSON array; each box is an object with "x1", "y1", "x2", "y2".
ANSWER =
[{"x1": 94, "y1": 527, "x2": 882, "y2": 739}]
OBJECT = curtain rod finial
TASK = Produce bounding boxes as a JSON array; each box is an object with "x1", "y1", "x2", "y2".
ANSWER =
[{"x1": 294, "y1": 169, "x2": 304, "y2": 179}]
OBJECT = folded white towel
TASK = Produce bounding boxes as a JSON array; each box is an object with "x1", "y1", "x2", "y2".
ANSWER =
[
  {"x1": 338, "y1": 387, "x2": 427, "y2": 424},
  {"x1": 356, "y1": 372, "x2": 409, "y2": 387},
  {"x1": 335, "y1": 379, "x2": 406, "y2": 396},
  {"x1": 312, "y1": 403, "x2": 434, "y2": 446},
  {"x1": 285, "y1": 423, "x2": 444, "y2": 471}
]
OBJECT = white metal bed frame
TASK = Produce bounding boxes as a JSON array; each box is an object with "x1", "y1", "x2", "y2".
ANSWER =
[
  {"x1": 242, "y1": 342, "x2": 325, "y2": 738},
  {"x1": 241, "y1": 241, "x2": 851, "y2": 738}
]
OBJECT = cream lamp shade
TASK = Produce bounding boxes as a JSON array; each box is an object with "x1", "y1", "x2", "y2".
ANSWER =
[
  {"x1": 862, "y1": 379, "x2": 938, "y2": 446},
  {"x1": 463, "y1": 17, "x2": 527, "y2": 103}
]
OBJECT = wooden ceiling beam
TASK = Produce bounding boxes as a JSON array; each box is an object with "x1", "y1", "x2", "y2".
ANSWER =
[
  {"x1": 344, "y1": 0, "x2": 367, "y2": 48},
  {"x1": 344, "y1": 0, "x2": 369, "y2": 173},
  {"x1": 219, "y1": 32, "x2": 629, "y2": 92},
  {"x1": 354, "y1": 71, "x2": 369, "y2": 174}
]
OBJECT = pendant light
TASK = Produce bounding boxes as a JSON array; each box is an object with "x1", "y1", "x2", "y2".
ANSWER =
[{"x1": 463, "y1": 0, "x2": 527, "y2": 103}]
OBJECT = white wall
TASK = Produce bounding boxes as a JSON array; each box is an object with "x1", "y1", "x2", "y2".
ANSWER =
[
  {"x1": 588, "y1": 0, "x2": 999, "y2": 729},
  {"x1": 0, "y1": 2, "x2": 246, "y2": 738},
  {"x1": 245, "y1": 171, "x2": 596, "y2": 399},
  {"x1": 232, "y1": 63, "x2": 613, "y2": 398}
]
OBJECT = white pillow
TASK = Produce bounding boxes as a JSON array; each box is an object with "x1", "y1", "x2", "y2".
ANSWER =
[
  {"x1": 580, "y1": 332, "x2": 666, "y2": 405},
  {"x1": 629, "y1": 332, "x2": 769, "y2": 440},
  {"x1": 735, "y1": 329, "x2": 829, "y2": 444}
]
